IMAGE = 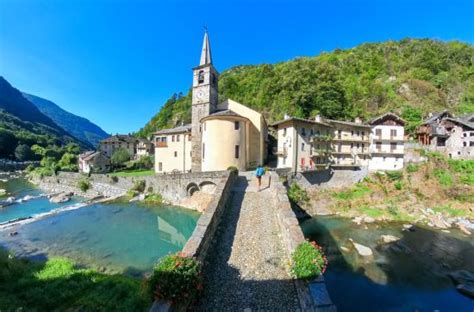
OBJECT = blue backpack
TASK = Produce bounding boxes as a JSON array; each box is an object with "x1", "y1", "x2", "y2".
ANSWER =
[{"x1": 256, "y1": 167, "x2": 265, "y2": 177}]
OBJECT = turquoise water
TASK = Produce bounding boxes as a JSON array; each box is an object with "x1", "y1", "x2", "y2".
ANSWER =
[
  {"x1": 301, "y1": 216, "x2": 474, "y2": 311},
  {"x1": 2, "y1": 200, "x2": 200, "y2": 274},
  {"x1": 0, "y1": 177, "x2": 81, "y2": 223}
]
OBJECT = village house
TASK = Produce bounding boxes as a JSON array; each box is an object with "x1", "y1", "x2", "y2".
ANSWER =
[
  {"x1": 99, "y1": 135, "x2": 153, "y2": 160},
  {"x1": 153, "y1": 32, "x2": 268, "y2": 173},
  {"x1": 78, "y1": 151, "x2": 110, "y2": 174},
  {"x1": 270, "y1": 116, "x2": 333, "y2": 173},
  {"x1": 326, "y1": 117, "x2": 372, "y2": 167},
  {"x1": 368, "y1": 112, "x2": 405, "y2": 171},
  {"x1": 416, "y1": 111, "x2": 474, "y2": 159}
]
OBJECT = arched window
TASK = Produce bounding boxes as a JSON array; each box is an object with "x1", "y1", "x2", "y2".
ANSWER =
[{"x1": 198, "y1": 70, "x2": 205, "y2": 84}]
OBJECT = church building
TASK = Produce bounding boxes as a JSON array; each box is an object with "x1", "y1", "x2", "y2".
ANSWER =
[{"x1": 154, "y1": 32, "x2": 268, "y2": 173}]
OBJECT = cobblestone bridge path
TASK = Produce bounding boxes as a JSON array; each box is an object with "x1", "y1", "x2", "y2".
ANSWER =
[{"x1": 193, "y1": 173, "x2": 300, "y2": 311}]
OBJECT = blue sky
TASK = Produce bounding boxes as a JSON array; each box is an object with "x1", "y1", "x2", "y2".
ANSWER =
[{"x1": 1, "y1": 0, "x2": 473, "y2": 134}]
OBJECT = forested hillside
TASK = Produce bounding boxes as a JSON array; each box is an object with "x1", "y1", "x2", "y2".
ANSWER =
[
  {"x1": 137, "y1": 39, "x2": 474, "y2": 138},
  {"x1": 0, "y1": 77, "x2": 88, "y2": 160},
  {"x1": 24, "y1": 93, "x2": 109, "y2": 148}
]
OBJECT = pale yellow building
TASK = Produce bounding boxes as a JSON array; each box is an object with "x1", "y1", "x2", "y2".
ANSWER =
[
  {"x1": 154, "y1": 32, "x2": 267, "y2": 173},
  {"x1": 271, "y1": 116, "x2": 332, "y2": 173}
]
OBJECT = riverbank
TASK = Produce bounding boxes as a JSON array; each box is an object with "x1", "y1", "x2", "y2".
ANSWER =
[{"x1": 304, "y1": 157, "x2": 474, "y2": 233}]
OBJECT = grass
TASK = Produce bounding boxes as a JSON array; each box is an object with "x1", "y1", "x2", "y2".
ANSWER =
[
  {"x1": 333, "y1": 183, "x2": 371, "y2": 201},
  {"x1": 433, "y1": 204, "x2": 467, "y2": 217},
  {"x1": 111, "y1": 169, "x2": 154, "y2": 177},
  {"x1": 433, "y1": 168, "x2": 453, "y2": 187},
  {"x1": 0, "y1": 249, "x2": 149, "y2": 311},
  {"x1": 358, "y1": 205, "x2": 384, "y2": 218}
]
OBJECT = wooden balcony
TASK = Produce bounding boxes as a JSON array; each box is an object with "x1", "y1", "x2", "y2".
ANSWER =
[{"x1": 155, "y1": 142, "x2": 168, "y2": 148}]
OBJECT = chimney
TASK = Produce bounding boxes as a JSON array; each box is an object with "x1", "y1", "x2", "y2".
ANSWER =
[
  {"x1": 315, "y1": 114, "x2": 322, "y2": 122},
  {"x1": 354, "y1": 117, "x2": 362, "y2": 124},
  {"x1": 284, "y1": 114, "x2": 290, "y2": 120}
]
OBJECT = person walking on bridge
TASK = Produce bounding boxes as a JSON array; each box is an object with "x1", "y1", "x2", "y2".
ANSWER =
[{"x1": 255, "y1": 164, "x2": 265, "y2": 192}]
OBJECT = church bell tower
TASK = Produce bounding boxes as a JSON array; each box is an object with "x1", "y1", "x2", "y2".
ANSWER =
[{"x1": 191, "y1": 31, "x2": 218, "y2": 172}]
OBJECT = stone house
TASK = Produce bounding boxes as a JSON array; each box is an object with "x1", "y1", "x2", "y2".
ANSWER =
[
  {"x1": 270, "y1": 116, "x2": 333, "y2": 173},
  {"x1": 153, "y1": 32, "x2": 268, "y2": 173},
  {"x1": 416, "y1": 111, "x2": 474, "y2": 159},
  {"x1": 99, "y1": 135, "x2": 153, "y2": 160},
  {"x1": 78, "y1": 151, "x2": 110, "y2": 174},
  {"x1": 368, "y1": 112, "x2": 405, "y2": 171}
]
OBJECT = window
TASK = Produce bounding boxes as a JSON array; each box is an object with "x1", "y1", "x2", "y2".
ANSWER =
[
  {"x1": 391, "y1": 129, "x2": 397, "y2": 137},
  {"x1": 470, "y1": 142, "x2": 474, "y2": 147},
  {"x1": 235, "y1": 145, "x2": 240, "y2": 158},
  {"x1": 463, "y1": 133, "x2": 467, "y2": 137},
  {"x1": 464, "y1": 142, "x2": 467, "y2": 147},
  {"x1": 202, "y1": 143, "x2": 205, "y2": 159},
  {"x1": 471, "y1": 132, "x2": 474, "y2": 137},
  {"x1": 158, "y1": 162, "x2": 162, "y2": 171},
  {"x1": 376, "y1": 142, "x2": 382, "y2": 151},
  {"x1": 282, "y1": 128, "x2": 287, "y2": 136},
  {"x1": 310, "y1": 129, "x2": 314, "y2": 135},
  {"x1": 390, "y1": 142, "x2": 397, "y2": 152},
  {"x1": 376, "y1": 129, "x2": 382, "y2": 137},
  {"x1": 351, "y1": 130, "x2": 354, "y2": 136},
  {"x1": 301, "y1": 143, "x2": 305, "y2": 151},
  {"x1": 174, "y1": 151, "x2": 177, "y2": 157},
  {"x1": 350, "y1": 143, "x2": 354, "y2": 148},
  {"x1": 172, "y1": 135, "x2": 175, "y2": 142},
  {"x1": 177, "y1": 135, "x2": 180, "y2": 142},
  {"x1": 282, "y1": 156, "x2": 286, "y2": 165},
  {"x1": 356, "y1": 131, "x2": 360, "y2": 137},
  {"x1": 301, "y1": 128, "x2": 306, "y2": 136},
  {"x1": 188, "y1": 134, "x2": 192, "y2": 141},
  {"x1": 356, "y1": 143, "x2": 360, "y2": 149},
  {"x1": 234, "y1": 121, "x2": 240, "y2": 130},
  {"x1": 316, "y1": 130, "x2": 320, "y2": 136},
  {"x1": 198, "y1": 70, "x2": 205, "y2": 84}
]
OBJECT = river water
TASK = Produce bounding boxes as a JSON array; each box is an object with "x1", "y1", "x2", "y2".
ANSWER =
[
  {"x1": 0, "y1": 175, "x2": 200, "y2": 275},
  {"x1": 301, "y1": 216, "x2": 474, "y2": 311}
]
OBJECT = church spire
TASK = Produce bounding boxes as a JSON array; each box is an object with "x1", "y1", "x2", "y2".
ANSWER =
[{"x1": 199, "y1": 30, "x2": 212, "y2": 66}]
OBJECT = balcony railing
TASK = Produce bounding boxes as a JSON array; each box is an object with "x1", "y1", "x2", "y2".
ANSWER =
[
  {"x1": 372, "y1": 135, "x2": 404, "y2": 141},
  {"x1": 155, "y1": 142, "x2": 168, "y2": 148},
  {"x1": 274, "y1": 147, "x2": 288, "y2": 156}
]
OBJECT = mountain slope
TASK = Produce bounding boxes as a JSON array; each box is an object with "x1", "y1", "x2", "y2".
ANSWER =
[
  {"x1": 23, "y1": 93, "x2": 109, "y2": 148},
  {"x1": 137, "y1": 38, "x2": 474, "y2": 137},
  {"x1": 0, "y1": 77, "x2": 88, "y2": 159}
]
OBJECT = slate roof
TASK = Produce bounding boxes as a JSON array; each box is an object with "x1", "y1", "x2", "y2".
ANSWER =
[
  {"x1": 326, "y1": 119, "x2": 372, "y2": 128},
  {"x1": 269, "y1": 117, "x2": 332, "y2": 127},
  {"x1": 79, "y1": 151, "x2": 108, "y2": 161},
  {"x1": 369, "y1": 112, "x2": 406, "y2": 126},
  {"x1": 443, "y1": 117, "x2": 474, "y2": 130},
  {"x1": 421, "y1": 110, "x2": 452, "y2": 125},
  {"x1": 100, "y1": 135, "x2": 137, "y2": 144},
  {"x1": 154, "y1": 124, "x2": 191, "y2": 135}
]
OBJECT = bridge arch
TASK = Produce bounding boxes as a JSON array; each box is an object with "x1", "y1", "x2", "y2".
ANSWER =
[
  {"x1": 199, "y1": 181, "x2": 217, "y2": 194},
  {"x1": 186, "y1": 182, "x2": 200, "y2": 196}
]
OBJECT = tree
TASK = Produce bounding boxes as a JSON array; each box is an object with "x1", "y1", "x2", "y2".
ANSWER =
[
  {"x1": 58, "y1": 152, "x2": 78, "y2": 171},
  {"x1": 111, "y1": 148, "x2": 130, "y2": 167},
  {"x1": 0, "y1": 129, "x2": 18, "y2": 159},
  {"x1": 14, "y1": 144, "x2": 33, "y2": 161},
  {"x1": 65, "y1": 143, "x2": 81, "y2": 155}
]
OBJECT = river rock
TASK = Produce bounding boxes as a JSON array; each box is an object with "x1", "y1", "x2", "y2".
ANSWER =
[
  {"x1": 448, "y1": 270, "x2": 474, "y2": 299},
  {"x1": 428, "y1": 214, "x2": 450, "y2": 229},
  {"x1": 0, "y1": 189, "x2": 6, "y2": 196},
  {"x1": 389, "y1": 241, "x2": 412, "y2": 254},
  {"x1": 49, "y1": 192, "x2": 73, "y2": 203},
  {"x1": 457, "y1": 223, "x2": 472, "y2": 235},
  {"x1": 352, "y1": 217, "x2": 363, "y2": 225},
  {"x1": 402, "y1": 224, "x2": 416, "y2": 232},
  {"x1": 379, "y1": 234, "x2": 400, "y2": 244},
  {"x1": 349, "y1": 239, "x2": 373, "y2": 257},
  {"x1": 363, "y1": 216, "x2": 375, "y2": 223}
]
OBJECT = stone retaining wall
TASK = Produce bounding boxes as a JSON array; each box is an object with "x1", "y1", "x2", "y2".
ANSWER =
[
  {"x1": 0, "y1": 159, "x2": 39, "y2": 172},
  {"x1": 292, "y1": 167, "x2": 368, "y2": 189},
  {"x1": 181, "y1": 171, "x2": 236, "y2": 262},
  {"x1": 270, "y1": 171, "x2": 336, "y2": 311},
  {"x1": 31, "y1": 171, "x2": 230, "y2": 204}
]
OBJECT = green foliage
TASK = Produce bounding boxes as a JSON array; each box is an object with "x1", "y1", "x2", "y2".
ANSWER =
[
  {"x1": 291, "y1": 241, "x2": 327, "y2": 280},
  {"x1": 387, "y1": 205, "x2": 399, "y2": 217},
  {"x1": 111, "y1": 169, "x2": 154, "y2": 177},
  {"x1": 358, "y1": 205, "x2": 384, "y2": 218},
  {"x1": 135, "y1": 155, "x2": 154, "y2": 169},
  {"x1": 14, "y1": 144, "x2": 33, "y2": 161},
  {"x1": 132, "y1": 180, "x2": 146, "y2": 193},
  {"x1": 433, "y1": 168, "x2": 453, "y2": 187},
  {"x1": 148, "y1": 253, "x2": 202, "y2": 303},
  {"x1": 394, "y1": 181, "x2": 403, "y2": 190},
  {"x1": 227, "y1": 166, "x2": 239, "y2": 174},
  {"x1": 57, "y1": 152, "x2": 78, "y2": 171},
  {"x1": 288, "y1": 182, "x2": 309, "y2": 205},
  {"x1": 333, "y1": 183, "x2": 370, "y2": 200},
  {"x1": 406, "y1": 163, "x2": 419, "y2": 173},
  {"x1": 111, "y1": 148, "x2": 131, "y2": 166},
  {"x1": 139, "y1": 39, "x2": 474, "y2": 138},
  {"x1": 77, "y1": 179, "x2": 91, "y2": 192},
  {"x1": 0, "y1": 249, "x2": 148, "y2": 310},
  {"x1": 144, "y1": 193, "x2": 163, "y2": 204},
  {"x1": 386, "y1": 170, "x2": 403, "y2": 181}
]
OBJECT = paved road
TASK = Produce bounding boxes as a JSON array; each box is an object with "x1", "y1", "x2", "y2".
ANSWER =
[{"x1": 192, "y1": 173, "x2": 299, "y2": 311}]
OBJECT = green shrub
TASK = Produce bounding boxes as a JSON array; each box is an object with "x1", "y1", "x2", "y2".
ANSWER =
[
  {"x1": 227, "y1": 166, "x2": 238, "y2": 174},
  {"x1": 433, "y1": 169, "x2": 453, "y2": 187},
  {"x1": 131, "y1": 180, "x2": 146, "y2": 193},
  {"x1": 433, "y1": 204, "x2": 466, "y2": 217},
  {"x1": 145, "y1": 193, "x2": 163, "y2": 204},
  {"x1": 333, "y1": 183, "x2": 370, "y2": 201},
  {"x1": 387, "y1": 205, "x2": 399, "y2": 217},
  {"x1": 148, "y1": 253, "x2": 202, "y2": 303},
  {"x1": 288, "y1": 182, "x2": 309, "y2": 205},
  {"x1": 448, "y1": 159, "x2": 474, "y2": 173},
  {"x1": 386, "y1": 170, "x2": 403, "y2": 181},
  {"x1": 291, "y1": 241, "x2": 327, "y2": 280},
  {"x1": 406, "y1": 163, "x2": 419, "y2": 173},
  {"x1": 394, "y1": 181, "x2": 403, "y2": 190},
  {"x1": 77, "y1": 179, "x2": 91, "y2": 192}
]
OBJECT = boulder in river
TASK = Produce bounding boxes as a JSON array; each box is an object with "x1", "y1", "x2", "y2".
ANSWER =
[
  {"x1": 448, "y1": 270, "x2": 474, "y2": 299},
  {"x1": 0, "y1": 189, "x2": 6, "y2": 196},
  {"x1": 363, "y1": 216, "x2": 375, "y2": 223},
  {"x1": 349, "y1": 238, "x2": 373, "y2": 257},
  {"x1": 49, "y1": 192, "x2": 73, "y2": 203},
  {"x1": 379, "y1": 234, "x2": 400, "y2": 244}
]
